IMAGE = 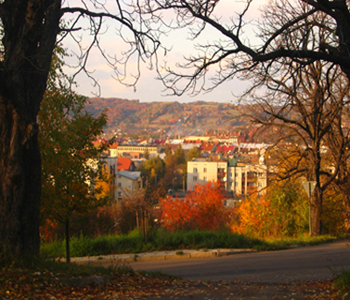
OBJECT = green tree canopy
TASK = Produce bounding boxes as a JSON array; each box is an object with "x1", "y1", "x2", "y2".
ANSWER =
[
  {"x1": 140, "y1": 156, "x2": 166, "y2": 185},
  {"x1": 187, "y1": 147, "x2": 201, "y2": 162}
]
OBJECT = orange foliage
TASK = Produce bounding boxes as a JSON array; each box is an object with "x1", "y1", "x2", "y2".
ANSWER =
[
  {"x1": 160, "y1": 181, "x2": 231, "y2": 231},
  {"x1": 231, "y1": 193, "x2": 279, "y2": 238}
]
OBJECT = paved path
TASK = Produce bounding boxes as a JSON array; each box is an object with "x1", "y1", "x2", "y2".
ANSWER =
[
  {"x1": 71, "y1": 242, "x2": 349, "y2": 299},
  {"x1": 127, "y1": 241, "x2": 350, "y2": 283}
]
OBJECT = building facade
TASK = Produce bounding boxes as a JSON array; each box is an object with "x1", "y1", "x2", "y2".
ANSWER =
[
  {"x1": 187, "y1": 158, "x2": 268, "y2": 197},
  {"x1": 116, "y1": 171, "x2": 142, "y2": 200},
  {"x1": 109, "y1": 145, "x2": 160, "y2": 157}
]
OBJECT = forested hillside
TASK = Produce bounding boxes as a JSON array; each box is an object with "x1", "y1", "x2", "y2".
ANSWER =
[{"x1": 86, "y1": 97, "x2": 245, "y2": 137}]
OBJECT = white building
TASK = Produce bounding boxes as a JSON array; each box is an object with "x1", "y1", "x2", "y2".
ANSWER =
[
  {"x1": 116, "y1": 171, "x2": 142, "y2": 200},
  {"x1": 187, "y1": 158, "x2": 268, "y2": 197}
]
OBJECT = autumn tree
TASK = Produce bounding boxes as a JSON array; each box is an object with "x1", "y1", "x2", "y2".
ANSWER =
[
  {"x1": 164, "y1": 154, "x2": 182, "y2": 190},
  {"x1": 139, "y1": 156, "x2": 167, "y2": 204},
  {"x1": 0, "y1": 1, "x2": 161, "y2": 257},
  {"x1": 163, "y1": 144, "x2": 187, "y2": 190},
  {"x1": 39, "y1": 50, "x2": 111, "y2": 263},
  {"x1": 165, "y1": 145, "x2": 173, "y2": 157},
  {"x1": 160, "y1": 181, "x2": 231, "y2": 231},
  {"x1": 116, "y1": 188, "x2": 158, "y2": 237},
  {"x1": 232, "y1": 181, "x2": 309, "y2": 238},
  {"x1": 140, "y1": 157, "x2": 166, "y2": 186},
  {"x1": 186, "y1": 146, "x2": 201, "y2": 162}
]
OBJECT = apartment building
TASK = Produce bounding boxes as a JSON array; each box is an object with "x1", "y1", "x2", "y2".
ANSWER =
[
  {"x1": 187, "y1": 158, "x2": 268, "y2": 197},
  {"x1": 116, "y1": 171, "x2": 142, "y2": 200},
  {"x1": 109, "y1": 145, "x2": 160, "y2": 157}
]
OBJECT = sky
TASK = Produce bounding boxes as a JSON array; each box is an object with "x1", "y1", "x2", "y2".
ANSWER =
[{"x1": 62, "y1": 0, "x2": 267, "y2": 104}]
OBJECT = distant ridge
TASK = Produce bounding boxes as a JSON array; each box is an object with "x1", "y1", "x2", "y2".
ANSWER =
[{"x1": 86, "y1": 97, "x2": 246, "y2": 136}]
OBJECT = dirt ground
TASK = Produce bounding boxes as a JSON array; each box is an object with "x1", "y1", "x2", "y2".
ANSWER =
[
  {"x1": 1, "y1": 267, "x2": 343, "y2": 300},
  {"x1": 141, "y1": 279, "x2": 339, "y2": 300}
]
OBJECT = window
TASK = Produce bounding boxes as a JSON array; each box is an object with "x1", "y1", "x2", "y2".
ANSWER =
[
  {"x1": 203, "y1": 167, "x2": 207, "y2": 173},
  {"x1": 118, "y1": 182, "x2": 122, "y2": 187},
  {"x1": 258, "y1": 182, "x2": 262, "y2": 188},
  {"x1": 193, "y1": 167, "x2": 198, "y2": 173},
  {"x1": 203, "y1": 177, "x2": 207, "y2": 181},
  {"x1": 193, "y1": 176, "x2": 198, "y2": 181}
]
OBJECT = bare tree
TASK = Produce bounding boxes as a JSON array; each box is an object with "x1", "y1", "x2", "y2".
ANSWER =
[
  {"x1": 243, "y1": 4, "x2": 350, "y2": 236},
  {"x1": 141, "y1": 0, "x2": 350, "y2": 236},
  {"x1": 247, "y1": 60, "x2": 349, "y2": 236},
  {"x1": 324, "y1": 101, "x2": 350, "y2": 232},
  {"x1": 142, "y1": 0, "x2": 350, "y2": 94},
  {"x1": 0, "y1": 1, "x2": 160, "y2": 257}
]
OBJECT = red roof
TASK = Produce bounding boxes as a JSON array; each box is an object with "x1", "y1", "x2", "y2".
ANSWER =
[
  {"x1": 199, "y1": 142, "x2": 215, "y2": 152},
  {"x1": 117, "y1": 157, "x2": 133, "y2": 171},
  {"x1": 215, "y1": 145, "x2": 235, "y2": 154},
  {"x1": 109, "y1": 142, "x2": 119, "y2": 149}
]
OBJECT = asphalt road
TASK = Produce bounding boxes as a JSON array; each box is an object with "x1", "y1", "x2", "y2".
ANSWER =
[{"x1": 129, "y1": 240, "x2": 350, "y2": 283}]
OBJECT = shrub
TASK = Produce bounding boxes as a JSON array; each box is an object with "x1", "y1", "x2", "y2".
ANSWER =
[
  {"x1": 40, "y1": 204, "x2": 118, "y2": 242},
  {"x1": 231, "y1": 182, "x2": 309, "y2": 238},
  {"x1": 160, "y1": 181, "x2": 232, "y2": 232}
]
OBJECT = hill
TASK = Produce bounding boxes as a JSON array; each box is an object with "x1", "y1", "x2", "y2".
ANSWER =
[{"x1": 86, "y1": 97, "x2": 246, "y2": 137}]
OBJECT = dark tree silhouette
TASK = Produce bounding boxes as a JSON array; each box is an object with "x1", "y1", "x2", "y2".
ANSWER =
[{"x1": 0, "y1": 1, "x2": 160, "y2": 257}]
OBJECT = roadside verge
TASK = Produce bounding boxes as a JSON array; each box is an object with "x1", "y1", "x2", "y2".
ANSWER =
[{"x1": 71, "y1": 248, "x2": 255, "y2": 267}]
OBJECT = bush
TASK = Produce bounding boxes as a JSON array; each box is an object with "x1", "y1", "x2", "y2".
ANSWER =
[
  {"x1": 160, "y1": 181, "x2": 232, "y2": 232},
  {"x1": 40, "y1": 204, "x2": 118, "y2": 242},
  {"x1": 231, "y1": 182, "x2": 309, "y2": 238}
]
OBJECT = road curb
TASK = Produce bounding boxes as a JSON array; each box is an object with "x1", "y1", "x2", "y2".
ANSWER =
[{"x1": 72, "y1": 248, "x2": 255, "y2": 266}]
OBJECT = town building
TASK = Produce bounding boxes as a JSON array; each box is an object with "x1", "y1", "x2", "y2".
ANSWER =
[
  {"x1": 116, "y1": 171, "x2": 142, "y2": 200},
  {"x1": 187, "y1": 157, "x2": 268, "y2": 197},
  {"x1": 109, "y1": 144, "x2": 162, "y2": 157}
]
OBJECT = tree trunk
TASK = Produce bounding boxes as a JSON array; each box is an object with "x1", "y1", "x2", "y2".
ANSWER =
[
  {"x1": 309, "y1": 187, "x2": 323, "y2": 236},
  {"x1": 0, "y1": 98, "x2": 41, "y2": 256},
  {"x1": 0, "y1": 0, "x2": 61, "y2": 257}
]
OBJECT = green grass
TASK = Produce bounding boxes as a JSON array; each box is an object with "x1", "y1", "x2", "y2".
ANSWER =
[
  {"x1": 41, "y1": 229, "x2": 340, "y2": 259},
  {"x1": 254, "y1": 234, "x2": 338, "y2": 251}
]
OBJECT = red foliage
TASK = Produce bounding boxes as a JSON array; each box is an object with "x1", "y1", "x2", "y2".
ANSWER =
[
  {"x1": 40, "y1": 219, "x2": 59, "y2": 242},
  {"x1": 160, "y1": 181, "x2": 231, "y2": 231}
]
